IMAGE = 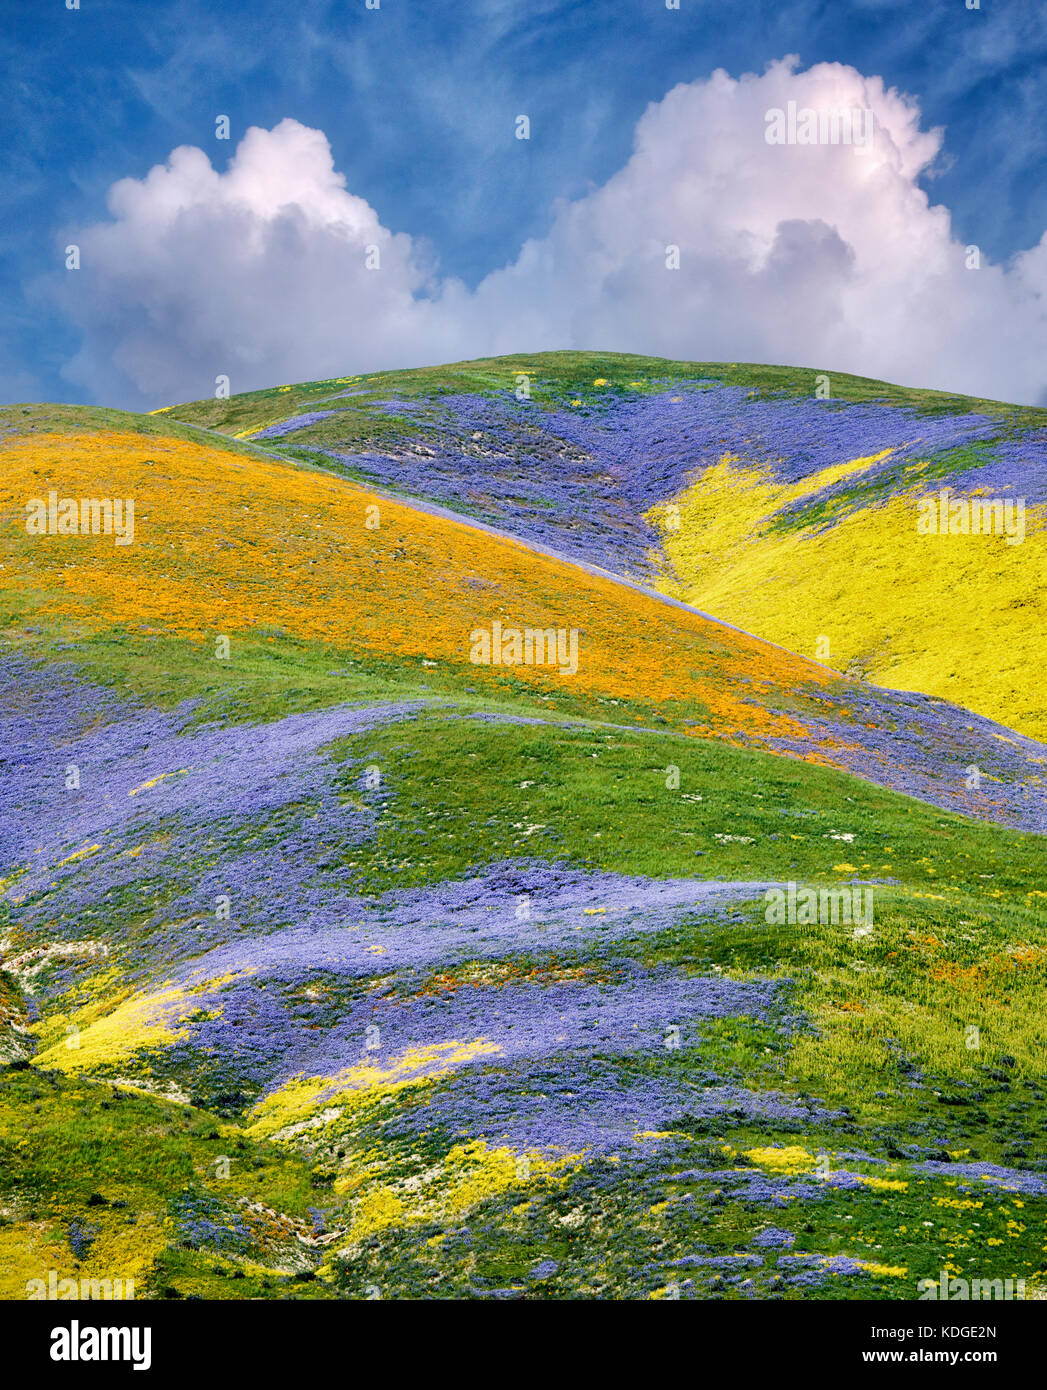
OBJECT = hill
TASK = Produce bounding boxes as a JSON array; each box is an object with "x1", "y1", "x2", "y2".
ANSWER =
[
  {"x1": 162, "y1": 352, "x2": 1046, "y2": 739},
  {"x1": 1, "y1": 366, "x2": 1046, "y2": 1302}
]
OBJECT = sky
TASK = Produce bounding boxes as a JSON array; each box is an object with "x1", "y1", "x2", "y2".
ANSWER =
[{"x1": 4, "y1": 0, "x2": 1047, "y2": 407}]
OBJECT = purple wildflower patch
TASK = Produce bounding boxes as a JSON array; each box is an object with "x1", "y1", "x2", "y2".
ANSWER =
[{"x1": 251, "y1": 411, "x2": 337, "y2": 439}]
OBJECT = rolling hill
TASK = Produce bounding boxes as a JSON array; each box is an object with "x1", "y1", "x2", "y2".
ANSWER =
[
  {"x1": 1, "y1": 356, "x2": 1045, "y2": 1302},
  {"x1": 163, "y1": 351, "x2": 1046, "y2": 739}
]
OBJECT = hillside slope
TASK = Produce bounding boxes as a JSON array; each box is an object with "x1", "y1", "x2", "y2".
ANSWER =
[
  {"x1": 1, "y1": 409, "x2": 1045, "y2": 830},
  {"x1": 2, "y1": 391, "x2": 1046, "y2": 1303},
  {"x1": 161, "y1": 352, "x2": 1046, "y2": 739}
]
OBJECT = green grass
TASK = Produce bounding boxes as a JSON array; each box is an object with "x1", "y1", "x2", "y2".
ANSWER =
[
  {"x1": 0, "y1": 606, "x2": 852, "y2": 746},
  {"x1": 5, "y1": 664, "x2": 1046, "y2": 1297},
  {"x1": 768, "y1": 442, "x2": 1004, "y2": 535},
  {"x1": 3, "y1": 369, "x2": 1046, "y2": 1298},
  {"x1": 0, "y1": 401, "x2": 283, "y2": 460},
  {"x1": 327, "y1": 707, "x2": 1047, "y2": 898},
  {"x1": 0, "y1": 1065, "x2": 332, "y2": 1298},
  {"x1": 156, "y1": 352, "x2": 1047, "y2": 439}
]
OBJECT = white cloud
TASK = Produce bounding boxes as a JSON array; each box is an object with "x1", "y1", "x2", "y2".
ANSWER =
[
  {"x1": 57, "y1": 59, "x2": 1047, "y2": 407},
  {"x1": 59, "y1": 119, "x2": 475, "y2": 405}
]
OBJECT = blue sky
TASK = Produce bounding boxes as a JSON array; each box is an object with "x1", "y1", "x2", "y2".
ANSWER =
[{"x1": 5, "y1": 0, "x2": 1047, "y2": 406}]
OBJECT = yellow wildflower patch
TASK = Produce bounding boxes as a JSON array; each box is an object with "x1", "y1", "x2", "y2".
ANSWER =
[
  {"x1": 338, "y1": 1140, "x2": 579, "y2": 1245},
  {"x1": 55, "y1": 843, "x2": 100, "y2": 866},
  {"x1": 245, "y1": 1038, "x2": 502, "y2": 1139},
  {"x1": 743, "y1": 1144, "x2": 814, "y2": 1174},
  {"x1": 648, "y1": 451, "x2": 1047, "y2": 738}
]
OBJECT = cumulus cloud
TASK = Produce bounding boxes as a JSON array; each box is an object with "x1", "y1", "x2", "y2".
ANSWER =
[
  {"x1": 57, "y1": 120, "x2": 476, "y2": 405},
  {"x1": 55, "y1": 58, "x2": 1047, "y2": 407}
]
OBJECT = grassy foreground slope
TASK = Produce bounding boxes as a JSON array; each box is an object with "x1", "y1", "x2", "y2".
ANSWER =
[
  {"x1": 159, "y1": 352, "x2": 1046, "y2": 740},
  {"x1": 0, "y1": 399, "x2": 1045, "y2": 1301}
]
